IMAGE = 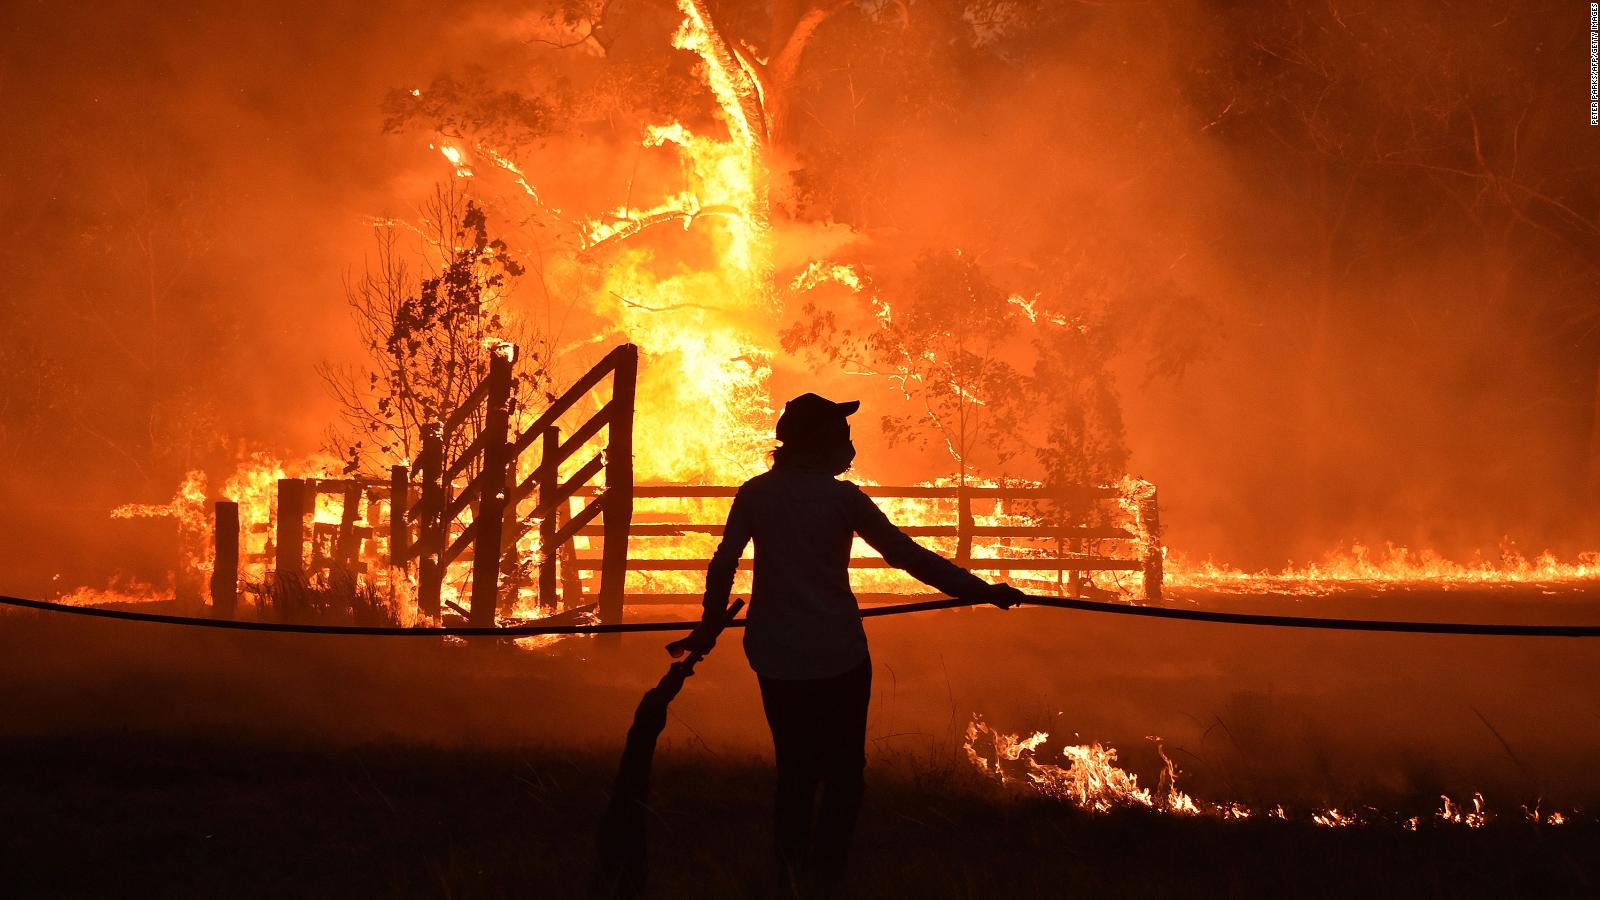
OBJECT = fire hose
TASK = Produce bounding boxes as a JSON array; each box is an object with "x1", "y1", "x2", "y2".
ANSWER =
[
  {"x1": 3, "y1": 591, "x2": 1600, "y2": 637},
  {"x1": 594, "y1": 597, "x2": 747, "y2": 898}
]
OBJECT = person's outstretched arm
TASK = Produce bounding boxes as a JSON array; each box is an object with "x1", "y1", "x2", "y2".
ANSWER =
[
  {"x1": 671, "y1": 489, "x2": 754, "y2": 656},
  {"x1": 849, "y1": 487, "x2": 1022, "y2": 608}
]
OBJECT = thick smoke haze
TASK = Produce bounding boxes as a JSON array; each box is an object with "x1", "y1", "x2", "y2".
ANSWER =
[
  {"x1": 2, "y1": 1, "x2": 479, "y2": 594},
  {"x1": 2, "y1": 0, "x2": 1597, "y2": 599}
]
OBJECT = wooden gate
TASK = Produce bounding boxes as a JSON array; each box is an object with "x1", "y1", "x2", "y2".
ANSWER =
[{"x1": 387, "y1": 343, "x2": 638, "y2": 627}]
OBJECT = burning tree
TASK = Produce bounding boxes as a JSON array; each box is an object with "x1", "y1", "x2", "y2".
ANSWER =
[
  {"x1": 370, "y1": 0, "x2": 1190, "y2": 489},
  {"x1": 784, "y1": 253, "x2": 1030, "y2": 482},
  {"x1": 319, "y1": 181, "x2": 551, "y2": 477},
  {"x1": 782, "y1": 250, "x2": 1132, "y2": 490}
]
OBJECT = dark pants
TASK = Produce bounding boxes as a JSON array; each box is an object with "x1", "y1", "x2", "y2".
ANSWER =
[{"x1": 757, "y1": 658, "x2": 872, "y2": 894}]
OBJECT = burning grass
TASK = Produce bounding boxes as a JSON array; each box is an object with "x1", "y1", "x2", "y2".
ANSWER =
[
  {"x1": 963, "y1": 717, "x2": 1577, "y2": 831},
  {"x1": 2, "y1": 731, "x2": 1597, "y2": 899}
]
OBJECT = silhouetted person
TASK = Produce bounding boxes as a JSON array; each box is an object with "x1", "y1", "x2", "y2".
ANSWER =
[{"x1": 672, "y1": 393, "x2": 1024, "y2": 897}]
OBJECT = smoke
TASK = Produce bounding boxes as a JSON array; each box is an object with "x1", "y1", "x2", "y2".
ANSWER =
[
  {"x1": 2, "y1": 0, "x2": 1597, "y2": 590},
  {"x1": 0, "y1": 1, "x2": 510, "y2": 594}
]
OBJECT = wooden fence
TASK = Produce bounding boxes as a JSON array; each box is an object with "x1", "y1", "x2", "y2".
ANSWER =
[
  {"x1": 212, "y1": 342, "x2": 1164, "y2": 623},
  {"x1": 212, "y1": 476, "x2": 396, "y2": 619},
  {"x1": 562, "y1": 483, "x2": 1164, "y2": 604}
]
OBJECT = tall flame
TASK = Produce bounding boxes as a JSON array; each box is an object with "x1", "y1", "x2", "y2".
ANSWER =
[{"x1": 569, "y1": 0, "x2": 777, "y2": 482}]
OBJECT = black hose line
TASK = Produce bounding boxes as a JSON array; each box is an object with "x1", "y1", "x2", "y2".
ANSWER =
[{"x1": 3, "y1": 591, "x2": 1598, "y2": 638}]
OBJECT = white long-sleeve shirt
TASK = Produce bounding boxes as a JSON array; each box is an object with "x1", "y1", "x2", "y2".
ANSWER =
[{"x1": 703, "y1": 463, "x2": 992, "y2": 680}]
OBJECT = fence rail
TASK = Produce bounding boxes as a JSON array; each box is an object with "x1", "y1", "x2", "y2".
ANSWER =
[{"x1": 565, "y1": 482, "x2": 1164, "y2": 603}]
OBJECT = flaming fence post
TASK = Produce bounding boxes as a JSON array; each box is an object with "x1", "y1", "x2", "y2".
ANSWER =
[
  {"x1": 538, "y1": 425, "x2": 560, "y2": 611},
  {"x1": 467, "y1": 345, "x2": 516, "y2": 627},
  {"x1": 598, "y1": 345, "x2": 638, "y2": 642},
  {"x1": 211, "y1": 500, "x2": 239, "y2": 619},
  {"x1": 418, "y1": 425, "x2": 445, "y2": 619},
  {"x1": 275, "y1": 478, "x2": 307, "y2": 616},
  {"x1": 1138, "y1": 489, "x2": 1164, "y2": 603}
]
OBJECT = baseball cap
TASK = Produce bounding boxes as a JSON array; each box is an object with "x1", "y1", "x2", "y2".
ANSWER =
[{"x1": 775, "y1": 393, "x2": 859, "y2": 446}]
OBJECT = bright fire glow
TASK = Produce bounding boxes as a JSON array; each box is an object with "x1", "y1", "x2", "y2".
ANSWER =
[
  {"x1": 564, "y1": 0, "x2": 774, "y2": 483},
  {"x1": 72, "y1": 2, "x2": 1600, "y2": 639}
]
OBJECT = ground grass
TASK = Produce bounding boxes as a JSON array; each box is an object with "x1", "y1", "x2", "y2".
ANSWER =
[
  {"x1": 1, "y1": 732, "x2": 1596, "y2": 899},
  {"x1": 6, "y1": 591, "x2": 1600, "y2": 897}
]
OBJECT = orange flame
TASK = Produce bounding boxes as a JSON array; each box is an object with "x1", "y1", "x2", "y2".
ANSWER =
[{"x1": 965, "y1": 716, "x2": 1572, "y2": 830}]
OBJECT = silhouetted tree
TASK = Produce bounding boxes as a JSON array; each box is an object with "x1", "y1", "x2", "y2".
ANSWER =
[{"x1": 320, "y1": 181, "x2": 551, "y2": 476}]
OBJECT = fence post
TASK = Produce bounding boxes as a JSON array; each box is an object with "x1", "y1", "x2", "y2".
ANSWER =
[
  {"x1": 419, "y1": 425, "x2": 445, "y2": 619},
  {"x1": 468, "y1": 345, "x2": 516, "y2": 627},
  {"x1": 1138, "y1": 488, "x2": 1164, "y2": 603},
  {"x1": 500, "y1": 441, "x2": 524, "y2": 609},
  {"x1": 538, "y1": 426, "x2": 561, "y2": 612},
  {"x1": 389, "y1": 464, "x2": 409, "y2": 568},
  {"x1": 955, "y1": 485, "x2": 973, "y2": 569},
  {"x1": 275, "y1": 478, "x2": 306, "y2": 616},
  {"x1": 1068, "y1": 536, "x2": 1084, "y2": 598},
  {"x1": 556, "y1": 495, "x2": 583, "y2": 607},
  {"x1": 598, "y1": 345, "x2": 637, "y2": 640},
  {"x1": 334, "y1": 482, "x2": 362, "y2": 598},
  {"x1": 211, "y1": 500, "x2": 239, "y2": 619}
]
